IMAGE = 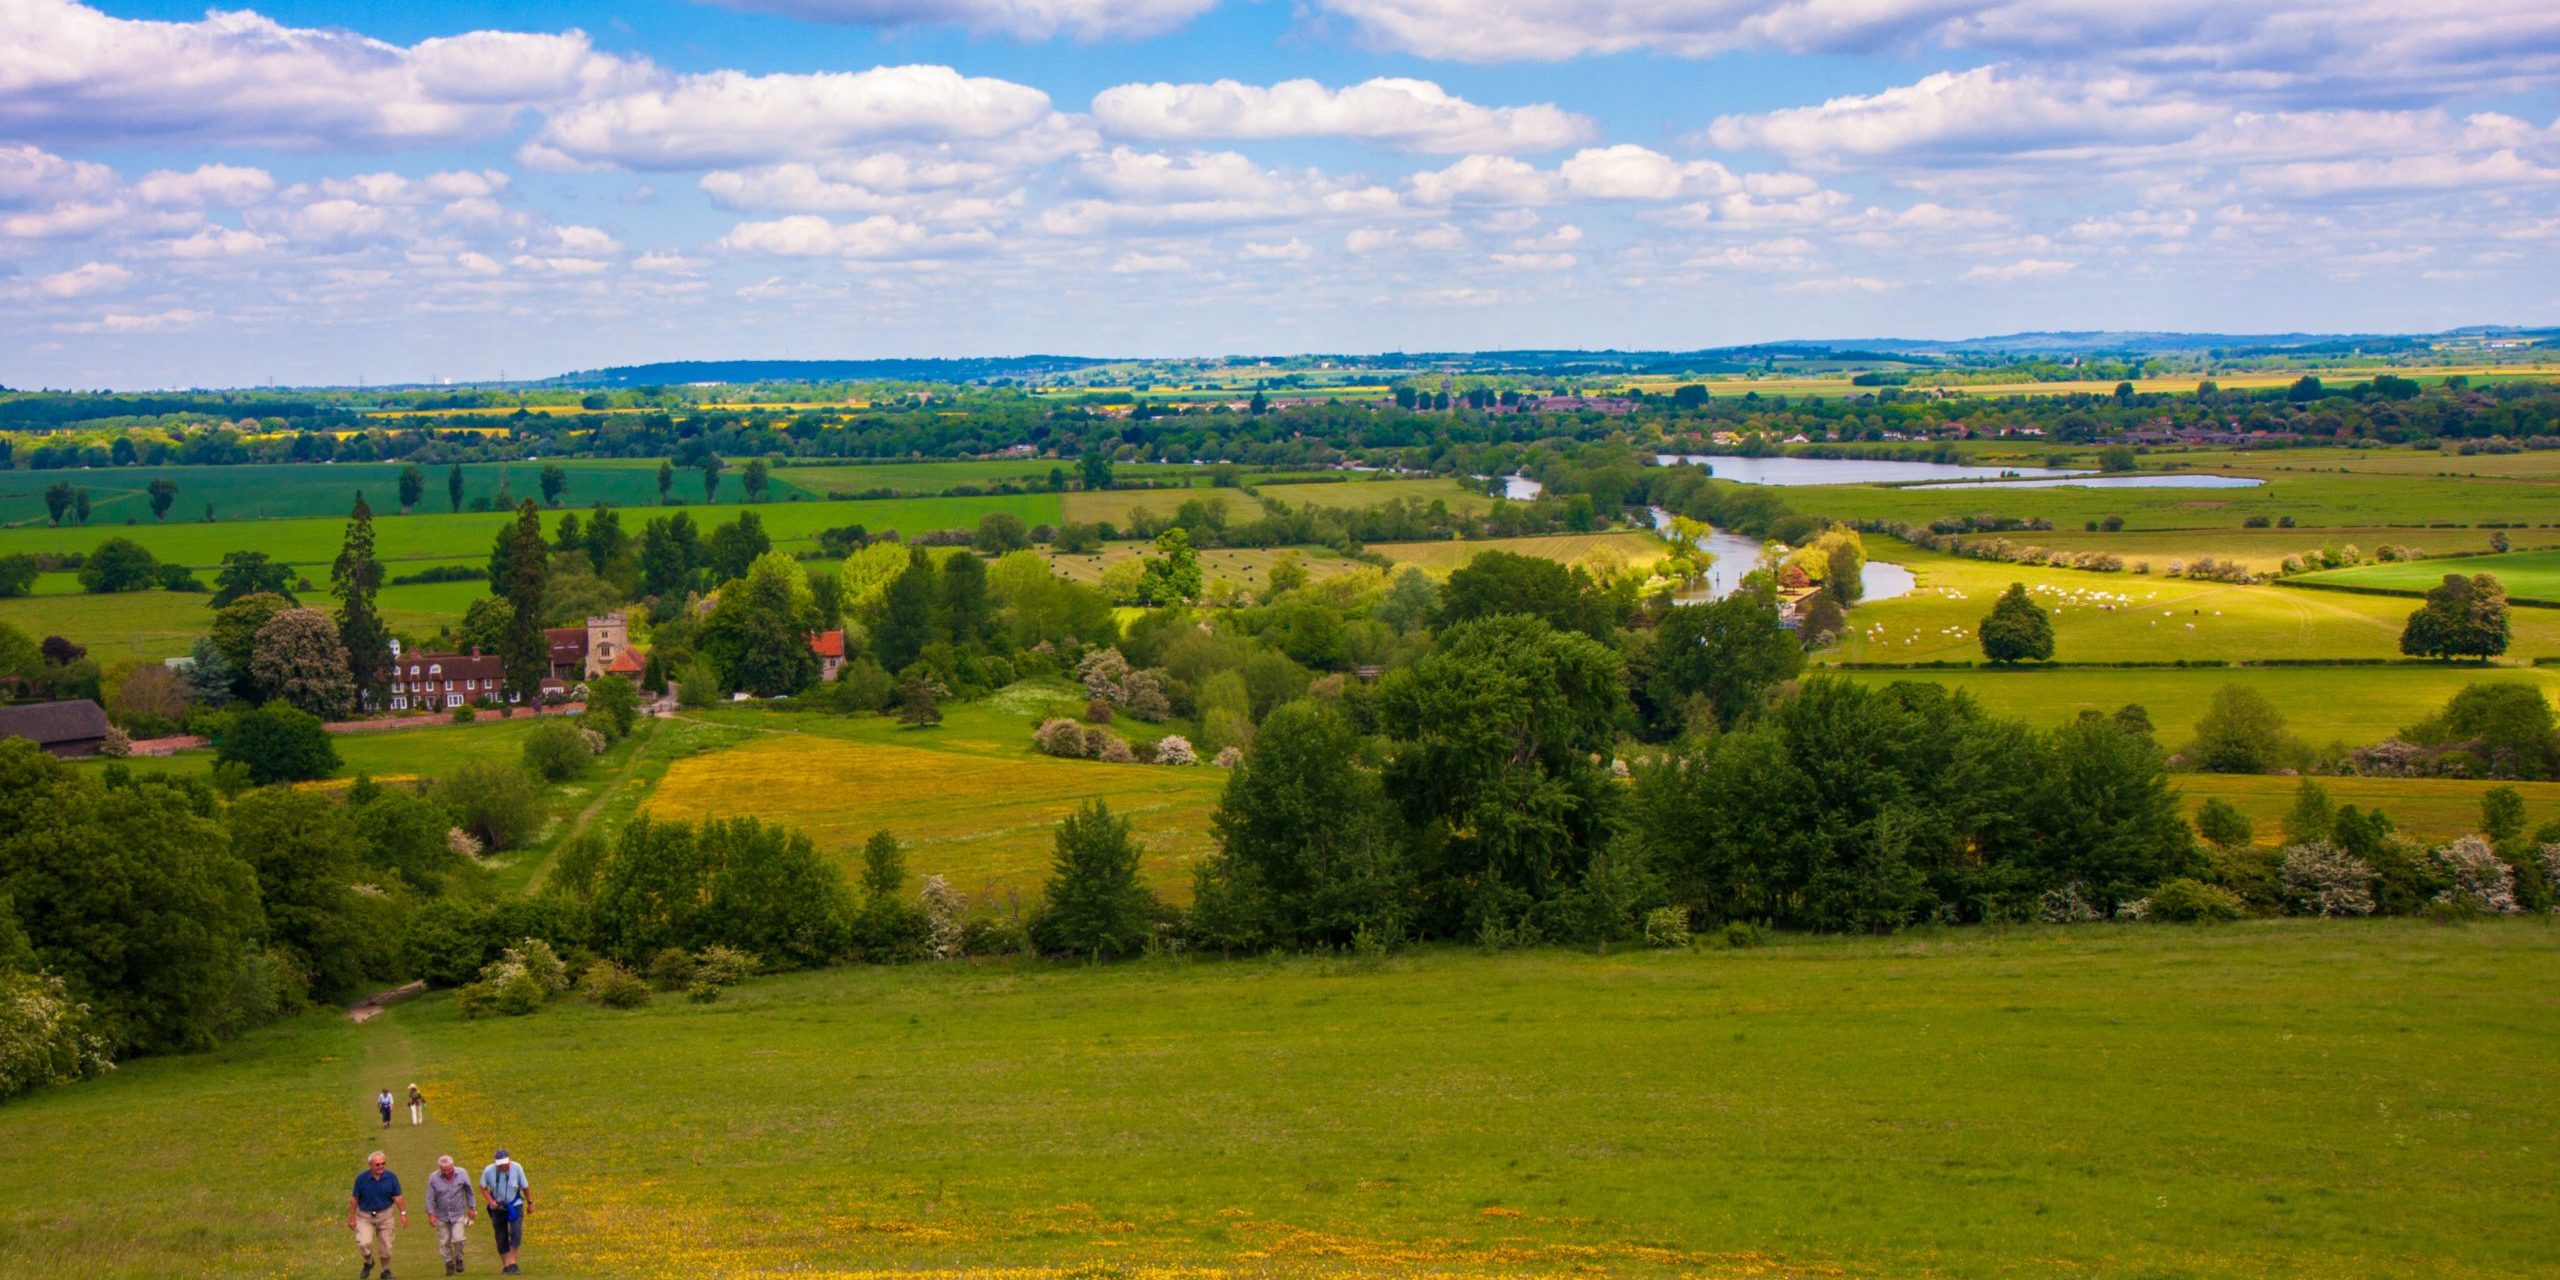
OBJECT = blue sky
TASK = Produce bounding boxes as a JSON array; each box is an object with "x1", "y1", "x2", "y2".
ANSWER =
[{"x1": 2, "y1": 0, "x2": 2556, "y2": 388}]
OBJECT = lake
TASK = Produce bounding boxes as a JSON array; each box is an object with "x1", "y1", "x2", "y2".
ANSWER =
[{"x1": 1654, "y1": 454, "x2": 2083, "y2": 486}]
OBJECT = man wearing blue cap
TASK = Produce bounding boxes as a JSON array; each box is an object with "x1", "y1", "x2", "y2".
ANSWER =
[{"x1": 477, "y1": 1149, "x2": 532, "y2": 1275}]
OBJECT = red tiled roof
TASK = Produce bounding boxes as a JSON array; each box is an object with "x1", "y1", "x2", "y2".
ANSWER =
[
  {"x1": 808, "y1": 629, "x2": 845, "y2": 659},
  {"x1": 603, "y1": 649, "x2": 645, "y2": 675}
]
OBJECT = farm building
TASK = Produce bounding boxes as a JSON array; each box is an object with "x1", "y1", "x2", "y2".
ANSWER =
[
  {"x1": 809, "y1": 630, "x2": 846, "y2": 682},
  {"x1": 0, "y1": 699, "x2": 112, "y2": 757}
]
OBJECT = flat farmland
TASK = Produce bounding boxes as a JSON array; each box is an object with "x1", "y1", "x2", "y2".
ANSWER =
[
  {"x1": 1783, "y1": 469, "x2": 2559, "y2": 533},
  {"x1": 7, "y1": 923, "x2": 2554, "y2": 1280},
  {"x1": 644, "y1": 696, "x2": 1225, "y2": 900},
  {"x1": 1256, "y1": 477, "x2": 1496, "y2": 512},
  {"x1": 1825, "y1": 547, "x2": 2560, "y2": 664},
  {"x1": 2289, "y1": 549, "x2": 2560, "y2": 603},
  {"x1": 1373, "y1": 531, "x2": 1670, "y2": 575},
  {"x1": 2166, "y1": 445, "x2": 2560, "y2": 480},
  {"x1": 1834, "y1": 665, "x2": 2560, "y2": 749},
  {"x1": 1063, "y1": 485, "x2": 1265, "y2": 525},
  {"x1": 1042, "y1": 543, "x2": 1360, "y2": 590},
  {"x1": 2179, "y1": 774, "x2": 2560, "y2": 846},
  {"x1": 0, "y1": 493, "x2": 1065, "y2": 568},
  {"x1": 0, "y1": 460, "x2": 680, "y2": 527},
  {"x1": 2018, "y1": 527, "x2": 2544, "y2": 573}
]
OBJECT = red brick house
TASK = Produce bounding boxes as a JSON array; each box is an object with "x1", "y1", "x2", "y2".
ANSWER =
[{"x1": 385, "y1": 651, "x2": 520, "y2": 711}]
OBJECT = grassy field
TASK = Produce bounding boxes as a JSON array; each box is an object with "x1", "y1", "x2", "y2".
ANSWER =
[
  {"x1": 1835, "y1": 664, "x2": 2560, "y2": 749},
  {"x1": 1825, "y1": 547, "x2": 2560, "y2": 665},
  {"x1": 0, "y1": 460, "x2": 685, "y2": 527},
  {"x1": 1, "y1": 571, "x2": 490, "y2": 659},
  {"x1": 1257, "y1": 477, "x2": 1496, "y2": 512},
  {"x1": 0, "y1": 493, "x2": 1065, "y2": 568},
  {"x1": 4, "y1": 923, "x2": 2554, "y2": 1279},
  {"x1": 2165, "y1": 445, "x2": 2560, "y2": 480},
  {"x1": 1782, "y1": 469, "x2": 2560, "y2": 534},
  {"x1": 2289, "y1": 549, "x2": 2560, "y2": 604},
  {"x1": 1042, "y1": 543, "x2": 1361, "y2": 591},
  {"x1": 1372, "y1": 532, "x2": 1670, "y2": 576},
  {"x1": 1064, "y1": 486, "x2": 1266, "y2": 525},
  {"x1": 2016, "y1": 527, "x2": 2547, "y2": 573},
  {"x1": 644, "y1": 691, "x2": 1228, "y2": 900},
  {"x1": 2179, "y1": 774, "x2": 2560, "y2": 846}
]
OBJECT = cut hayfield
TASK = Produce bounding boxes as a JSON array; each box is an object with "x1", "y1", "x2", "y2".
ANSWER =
[{"x1": 1372, "y1": 531, "x2": 1670, "y2": 576}]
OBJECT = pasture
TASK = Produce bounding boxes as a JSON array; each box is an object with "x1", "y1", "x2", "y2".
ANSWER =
[
  {"x1": 1042, "y1": 543, "x2": 1359, "y2": 591},
  {"x1": 2288, "y1": 548, "x2": 2560, "y2": 604},
  {"x1": 2178, "y1": 774, "x2": 2560, "y2": 847},
  {"x1": 1782, "y1": 468, "x2": 2560, "y2": 534},
  {"x1": 2015, "y1": 526, "x2": 2542, "y2": 573},
  {"x1": 3, "y1": 923, "x2": 2553, "y2": 1280},
  {"x1": 1256, "y1": 477, "x2": 1497, "y2": 512},
  {"x1": 1823, "y1": 547, "x2": 2560, "y2": 665},
  {"x1": 644, "y1": 692, "x2": 1226, "y2": 900},
  {"x1": 1835, "y1": 664, "x2": 2560, "y2": 750},
  {"x1": 1372, "y1": 531, "x2": 1670, "y2": 576},
  {"x1": 1064, "y1": 485, "x2": 1265, "y2": 525},
  {"x1": 0, "y1": 460, "x2": 678, "y2": 527},
  {"x1": 2, "y1": 572, "x2": 486, "y2": 660}
]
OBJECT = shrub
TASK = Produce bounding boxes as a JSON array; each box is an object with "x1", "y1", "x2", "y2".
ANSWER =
[
  {"x1": 2039, "y1": 882, "x2": 2101, "y2": 923},
  {"x1": 1213, "y1": 746, "x2": 1244, "y2": 768},
  {"x1": 1721, "y1": 921, "x2": 1764, "y2": 949},
  {"x1": 1033, "y1": 717, "x2": 1089, "y2": 757},
  {"x1": 506, "y1": 938, "x2": 572, "y2": 994},
  {"x1": 434, "y1": 761, "x2": 546, "y2": 851},
  {"x1": 2144, "y1": 877, "x2": 2246, "y2": 923},
  {"x1": 493, "y1": 969, "x2": 546, "y2": 1015},
  {"x1": 1084, "y1": 698, "x2": 1114, "y2": 724},
  {"x1": 684, "y1": 981, "x2": 723, "y2": 1003},
  {"x1": 693, "y1": 945, "x2": 758, "y2": 988},
  {"x1": 96, "y1": 726, "x2": 132, "y2": 758},
  {"x1": 0, "y1": 970, "x2": 115, "y2": 1102},
  {"x1": 920, "y1": 875, "x2": 966, "y2": 960},
  {"x1": 1095, "y1": 735, "x2": 1135, "y2": 764},
  {"x1": 521, "y1": 719, "x2": 596, "y2": 782},
  {"x1": 959, "y1": 915, "x2": 1028, "y2": 957},
  {"x1": 1642, "y1": 906, "x2": 1691, "y2": 948},
  {"x1": 578, "y1": 960, "x2": 650, "y2": 1009},
  {"x1": 2430, "y1": 835, "x2": 2519, "y2": 914},
  {"x1": 451, "y1": 704, "x2": 476, "y2": 724},
  {"x1": 1153, "y1": 734, "x2": 1198, "y2": 766},
  {"x1": 216, "y1": 702, "x2": 339, "y2": 785},
  {"x1": 2279, "y1": 842, "x2": 2377, "y2": 917},
  {"x1": 644, "y1": 947, "x2": 696, "y2": 990}
]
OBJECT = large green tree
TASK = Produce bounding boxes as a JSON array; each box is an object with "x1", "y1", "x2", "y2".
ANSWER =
[
  {"x1": 869, "y1": 547, "x2": 941, "y2": 674},
  {"x1": 1036, "y1": 800, "x2": 1155, "y2": 959},
  {"x1": 249, "y1": 608, "x2": 357, "y2": 719},
  {"x1": 2400, "y1": 572, "x2": 2510, "y2": 661},
  {"x1": 496, "y1": 500, "x2": 550, "y2": 704},
  {"x1": 332, "y1": 495, "x2": 389, "y2": 709},
  {"x1": 224, "y1": 788, "x2": 379, "y2": 999},
  {"x1": 1643, "y1": 587, "x2": 1805, "y2": 732},
  {"x1": 1200, "y1": 700, "x2": 1407, "y2": 947},
  {"x1": 699, "y1": 552, "x2": 820, "y2": 696},
  {"x1": 1978, "y1": 583, "x2": 2055, "y2": 664},
  {"x1": 210, "y1": 550, "x2": 296, "y2": 606}
]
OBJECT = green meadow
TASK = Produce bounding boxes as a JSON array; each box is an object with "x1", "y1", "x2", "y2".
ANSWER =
[
  {"x1": 2, "y1": 923, "x2": 2551, "y2": 1280},
  {"x1": 2289, "y1": 549, "x2": 2560, "y2": 604},
  {"x1": 1783, "y1": 468, "x2": 2560, "y2": 533},
  {"x1": 0, "y1": 459, "x2": 680, "y2": 527}
]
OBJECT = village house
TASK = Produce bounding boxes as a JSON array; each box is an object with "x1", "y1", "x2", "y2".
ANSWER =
[
  {"x1": 544, "y1": 612, "x2": 630, "y2": 681},
  {"x1": 809, "y1": 630, "x2": 846, "y2": 682},
  {"x1": 383, "y1": 646, "x2": 565, "y2": 711}
]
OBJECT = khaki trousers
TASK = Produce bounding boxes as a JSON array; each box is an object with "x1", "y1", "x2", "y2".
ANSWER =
[
  {"x1": 434, "y1": 1216, "x2": 469, "y2": 1266},
  {"x1": 354, "y1": 1208, "x2": 398, "y2": 1260}
]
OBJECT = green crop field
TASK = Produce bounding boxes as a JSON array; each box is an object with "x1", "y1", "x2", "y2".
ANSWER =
[
  {"x1": 0, "y1": 493, "x2": 1065, "y2": 569},
  {"x1": 2179, "y1": 774, "x2": 2560, "y2": 846},
  {"x1": 1064, "y1": 485, "x2": 1265, "y2": 525},
  {"x1": 2289, "y1": 549, "x2": 2560, "y2": 604},
  {"x1": 1827, "y1": 547, "x2": 2560, "y2": 664},
  {"x1": 3, "y1": 923, "x2": 2553, "y2": 1280},
  {"x1": 1257, "y1": 477, "x2": 1496, "y2": 512},
  {"x1": 2164, "y1": 445, "x2": 2560, "y2": 480},
  {"x1": 1835, "y1": 664, "x2": 2560, "y2": 750},
  {"x1": 1779, "y1": 469, "x2": 2560, "y2": 534},
  {"x1": 0, "y1": 460, "x2": 686, "y2": 527}
]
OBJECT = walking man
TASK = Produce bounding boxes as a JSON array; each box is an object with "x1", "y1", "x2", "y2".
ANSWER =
[
  {"x1": 478, "y1": 1149, "x2": 532, "y2": 1275},
  {"x1": 348, "y1": 1151, "x2": 406, "y2": 1279},
  {"x1": 377, "y1": 1087, "x2": 395, "y2": 1128},
  {"x1": 426, "y1": 1155, "x2": 476, "y2": 1275},
  {"x1": 408, "y1": 1083, "x2": 427, "y2": 1126}
]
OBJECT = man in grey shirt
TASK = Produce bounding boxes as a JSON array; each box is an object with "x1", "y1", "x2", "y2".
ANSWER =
[{"x1": 425, "y1": 1156, "x2": 476, "y2": 1275}]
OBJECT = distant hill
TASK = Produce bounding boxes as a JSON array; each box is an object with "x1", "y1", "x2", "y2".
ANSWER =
[{"x1": 541, "y1": 356, "x2": 1114, "y2": 387}]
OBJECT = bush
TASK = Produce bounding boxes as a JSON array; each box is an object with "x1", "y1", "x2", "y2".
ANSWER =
[
  {"x1": 2430, "y1": 835, "x2": 2519, "y2": 914},
  {"x1": 644, "y1": 947, "x2": 696, "y2": 990},
  {"x1": 216, "y1": 702, "x2": 339, "y2": 785},
  {"x1": 1033, "y1": 717, "x2": 1089, "y2": 757},
  {"x1": 96, "y1": 726, "x2": 132, "y2": 758},
  {"x1": 1721, "y1": 921, "x2": 1764, "y2": 949},
  {"x1": 1153, "y1": 734, "x2": 1198, "y2": 766},
  {"x1": 1642, "y1": 906, "x2": 1692, "y2": 948},
  {"x1": 693, "y1": 945, "x2": 758, "y2": 988},
  {"x1": 493, "y1": 968, "x2": 546, "y2": 1015},
  {"x1": 451, "y1": 704, "x2": 476, "y2": 724},
  {"x1": 959, "y1": 915, "x2": 1029, "y2": 958},
  {"x1": 579, "y1": 960, "x2": 650, "y2": 1009},
  {"x1": 1214, "y1": 745, "x2": 1244, "y2": 768},
  {"x1": 684, "y1": 981, "x2": 723, "y2": 1003},
  {"x1": 0, "y1": 970, "x2": 115, "y2": 1102},
  {"x1": 1084, "y1": 698, "x2": 1113, "y2": 724},
  {"x1": 521, "y1": 719, "x2": 596, "y2": 782},
  {"x1": 2280, "y1": 842, "x2": 2377, "y2": 917},
  {"x1": 507, "y1": 938, "x2": 572, "y2": 994},
  {"x1": 433, "y1": 761, "x2": 545, "y2": 851},
  {"x1": 2144, "y1": 877, "x2": 2246, "y2": 923},
  {"x1": 1095, "y1": 735, "x2": 1135, "y2": 764}
]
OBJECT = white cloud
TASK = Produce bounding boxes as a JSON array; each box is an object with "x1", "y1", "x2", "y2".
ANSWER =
[
  {"x1": 0, "y1": 0, "x2": 639, "y2": 147},
  {"x1": 1489, "y1": 251, "x2": 1575, "y2": 269},
  {"x1": 1706, "y1": 67, "x2": 2218, "y2": 163},
  {"x1": 1777, "y1": 275, "x2": 1891, "y2": 294},
  {"x1": 33, "y1": 260, "x2": 130, "y2": 297},
  {"x1": 524, "y1": 66, "x2": 1059, "y2": 170},
  {"x1": 1240, "y1": 237, "x2": 1316, "y2": 261},
  {"x1": 1962, "y1": 257, "x2": 2076, "y2": 280},
  {"x1": 134, "y1": 164, "x2": 274, "y2": 207},
  {"x1": 59, "y1": 307, "x2": 207, "y2": 333},
  {"x1": 1091, "y1": 77, "x2": 1588, "y2": 154},
  {"x1": 1409, "y1": 154, "x2": 1555, "y2": 206},
  {"x1": 691, "y1": 0, "x2": 1215, "y2": 39},
  {"x1": 1109, "y1": 250, "x2": 1188, "y2": 273},
  {"x1": 0, "y1": 143, "x2": 116, "y2": 207},
  {"x1": 159, "y1": 226, "x2": 273, "y2": 259},
  {"x1": 716, "y1": 212, "x2": 992, "y2": 259}
]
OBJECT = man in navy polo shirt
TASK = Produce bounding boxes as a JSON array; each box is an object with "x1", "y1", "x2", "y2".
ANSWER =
[{"x1": 348, "y1": 1151, "x2": 408, "y2": 1279}]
